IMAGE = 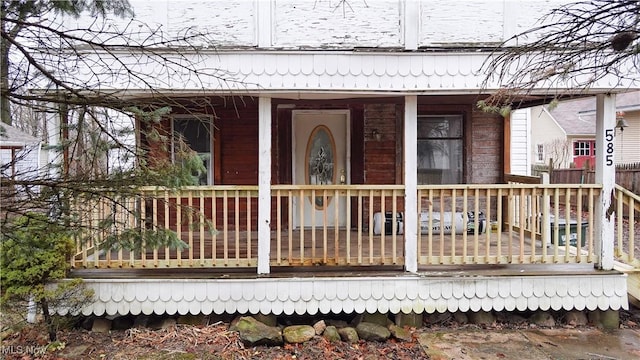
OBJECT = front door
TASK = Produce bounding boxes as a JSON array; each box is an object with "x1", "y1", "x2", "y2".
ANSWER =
[{"x1": 292, "y1": 110, "x2": 349, "y2": 228}]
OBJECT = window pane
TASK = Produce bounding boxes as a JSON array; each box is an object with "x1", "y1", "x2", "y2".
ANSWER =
[
  {"x1": 537, "y1": 144, "x2": 544, "y2": 162},
  {"x1": 174, "y1": 118, "x2": 210, "y2": 153},
  {"x1": 417, "y1": 115, "x2": 463, "y2": 184},
  {"x1": 174, "y1": 117, "x2": 212, "y2": 185},
  {"x1": 417, "y1": 115, "x2": 462, "y2": 138}
]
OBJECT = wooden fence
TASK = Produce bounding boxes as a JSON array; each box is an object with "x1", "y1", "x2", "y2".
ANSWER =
[{"x1": 532, "y1": 162, "x2": 640, "y2": 195}]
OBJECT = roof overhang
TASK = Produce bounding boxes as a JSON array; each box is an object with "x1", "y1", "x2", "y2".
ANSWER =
[{"x1": 31, "y1": 50, "x2": 639, "y2": 108}]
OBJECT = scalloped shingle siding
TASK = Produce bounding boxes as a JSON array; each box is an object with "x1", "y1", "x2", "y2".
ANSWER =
[{"x1": 68, "y1": 275, "x2": 628, "y2": 316}]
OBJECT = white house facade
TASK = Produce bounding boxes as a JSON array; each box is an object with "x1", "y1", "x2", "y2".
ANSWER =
[{"x1": 49, "y1": 1, "x2": 639, "y2": 318}]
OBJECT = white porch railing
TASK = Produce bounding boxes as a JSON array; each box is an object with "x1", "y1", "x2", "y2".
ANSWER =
[
  {"x1": 72, "y1": 183, "x2": 607, "y2": 269},
  {"x1": 270, "y1": 185, "x2": 405, "y2": 266},
  {"x1": 416, "y1": 184, "x2": 601, "y2": 265},
  {"x1": 615, "y1": 185, "x2": 639, "y2": 267}
]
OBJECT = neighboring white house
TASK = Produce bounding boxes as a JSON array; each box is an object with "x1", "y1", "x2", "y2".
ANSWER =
[
  {"x1": 511, "y1": 91, "x2": 640, "y2": 173},
  {"x1": 0, "y1": 123, "x2": 43, "y2": 181}
]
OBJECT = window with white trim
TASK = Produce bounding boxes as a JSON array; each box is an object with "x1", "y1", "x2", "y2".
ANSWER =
[
  {"x1": 536, "y1": 144, "x2": 544, "y2": 162},
  {"x1": 573, "y1": 140, "x2": 591, "y2": 156}
]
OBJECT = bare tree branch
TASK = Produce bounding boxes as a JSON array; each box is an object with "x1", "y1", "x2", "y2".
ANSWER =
[{"x1": 481, "y1": 0, "x2": 640, "y2": 108}]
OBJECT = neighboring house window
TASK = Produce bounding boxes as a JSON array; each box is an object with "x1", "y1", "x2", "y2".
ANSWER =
[
  {"x1": 536, "y1": 144, "x2": 544, "y2": 162},
  {"x1": 572, "y1": 140, "x2": 596, "y2": 168},
  {"x1": 172, "y1": 116, "x2": 213, "y2": 185},
  {"x1": 417, "y1": 115, "x2": 463, "y2": 184},
  {"x1": 573, "y1": 141, "x2": 591, "y2": 156}
]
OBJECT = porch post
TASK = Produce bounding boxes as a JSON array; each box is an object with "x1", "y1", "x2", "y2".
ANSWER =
[
  {"x1": 258, "y1": 97, "x2": 272, "y2": 274},
  {"x1": 402, "y1": 0, "x2": 419, "y2": 50},
  {"x1": 404, "y1": 95, "x2": 418, "y2": 272},
  {"x1": 594, "y1": 94, "x2": 616, "y2": 270}
]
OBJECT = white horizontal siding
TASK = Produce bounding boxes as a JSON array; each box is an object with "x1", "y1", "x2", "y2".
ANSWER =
[
  {"x1": 510, "y1": 109, "x2": 530, "y2": 176},
  {"x1": 0, "y1": 145, "x2": 41, "y2": 180},
  {"x1": 64, "y1": 0, "x2": 256, "y2": 47},
  {"x1": 419, "y1": 0, "x2": 571, "y2": 47},
  {"x1": 60, "y1": 0, "x2": 576, "y2": 49},
  {"x1": 512, "y1": 0, "x2": 573, "y2": 43},
  {"x1": 617, "y1": 112, "x2": 640, "y2": 164},
  {"x1": 273, "y1": 0, "x2": 402, "y2": 48},
  {"x1": 419, "y1": 0, "x2": 504, "y2": 46}
]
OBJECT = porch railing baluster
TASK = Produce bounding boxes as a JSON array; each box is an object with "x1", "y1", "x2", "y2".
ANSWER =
[
  {"x1": 462, "y1": 187, "x2": 468, "y2": 264},
  {"x1": 276, "y1": 189, "x2": 282, "y2": 265},
  {"x1": 357, "y1": 189, "x2": 363, "y2": 265},
  {"x1": 300, "y1": 188, "x2": 305, "y2": 265},
  {"x1": 346, "y1": 188, "x2": 352, "y2": 265},
  {"x1": 235, "y1": 190, "x2": 240, "y2": 263},
  {"x1": 368, "y1": 189, "x2": 376, "y2": 265},
  {"x1": 222, "y1": 190, "x2": 228, "y2": 266},
  {"x1": 188, "y1": 189, "x2": 194, "y2": 266},
  {"x1": 211, "y1": 189, "x2": 217, "y2": 264},
  {"x1": 199, "y1": 190, "x2": 205, "y2": 266},
  {"x1": 334, "y1": 188, "x2": 340, "y2": 263},
  {"x1": 553, "y1": 189, "x2": 560, "y2": 262},
  {"x1": 73, "y1": 183, "x2": 607, "y2": 270},
  {"x1": 311, "y1": 188, "x2": 316, "y2": 263}
]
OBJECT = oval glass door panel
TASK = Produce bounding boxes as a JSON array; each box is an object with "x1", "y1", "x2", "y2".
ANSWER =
[{"x1": 305, "y1": 125, "x2": 336, "y2": 209}]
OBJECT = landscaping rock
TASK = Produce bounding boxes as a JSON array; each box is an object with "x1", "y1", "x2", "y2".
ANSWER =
[
  {"x1": 323, "y1": 326, "x2": 341, "y2": 342},
  {"x1": 326, "y1": 319, "x2": 349, "y2": 328},
  {"x1": 338, "y1": 327, "x2": 359, "y2": 343},
  {"x1": 355, "y1": 322, "x2": 391, "y2": 342},
  {"x1": 529, "y1": 311, "x2": 556, "y2": 327},
  {"x1": 388, "y1": 324, "x2": 412, "y2": 342},
  {"x1": 234, "y1": 316, "x2": 283, "y2": 346},
  {"x1": 283, "y1": 325, "x2": 315, "y2": 344},
  {"x1": 313, "y1": 320, "x2": 326, "y2": 335},
  {"x1": 253, "y1": 313, "x2": 278, "y2": 327},
  {"x1": 565, "y1": 310, "x2": 588, "y2": 326},
  {"x1": 468, "y1": 311, "x2": 495, "y2": 326},
  {"x1": 91, "y1": 318, "x2": 112, "y2": 333},
  {"x1": 229, "y1": 316, "x2": 242, "y2": 331},
  {"x1": 362, "y1": 312, "x2": 392, "y2": 327},
  {"x1": 395, "y1": 312, "x2": 422, "y2": 328}
]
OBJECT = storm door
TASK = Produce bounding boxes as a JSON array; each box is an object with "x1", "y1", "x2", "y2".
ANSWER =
[{"x1": 292, "y1": 111, "x2": 349, "y2": 228}]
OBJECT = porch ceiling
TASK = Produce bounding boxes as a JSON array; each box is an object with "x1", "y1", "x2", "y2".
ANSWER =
[{"x1": 104, "y1": 89, "x2": 602, "y2": 110}]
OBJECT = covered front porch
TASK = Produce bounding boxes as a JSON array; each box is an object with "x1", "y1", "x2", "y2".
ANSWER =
[
  {"x1": 69, "y1": 92, "x2": 639, "y2": 272},
  {"x1": 64, "y1": 90, "x2": 638, "y2": 317}
]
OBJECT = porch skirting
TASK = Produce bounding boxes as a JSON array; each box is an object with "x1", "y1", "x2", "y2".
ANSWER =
[{"x1": 65, "y1": 273, "x2": 629, "y2": 317}]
